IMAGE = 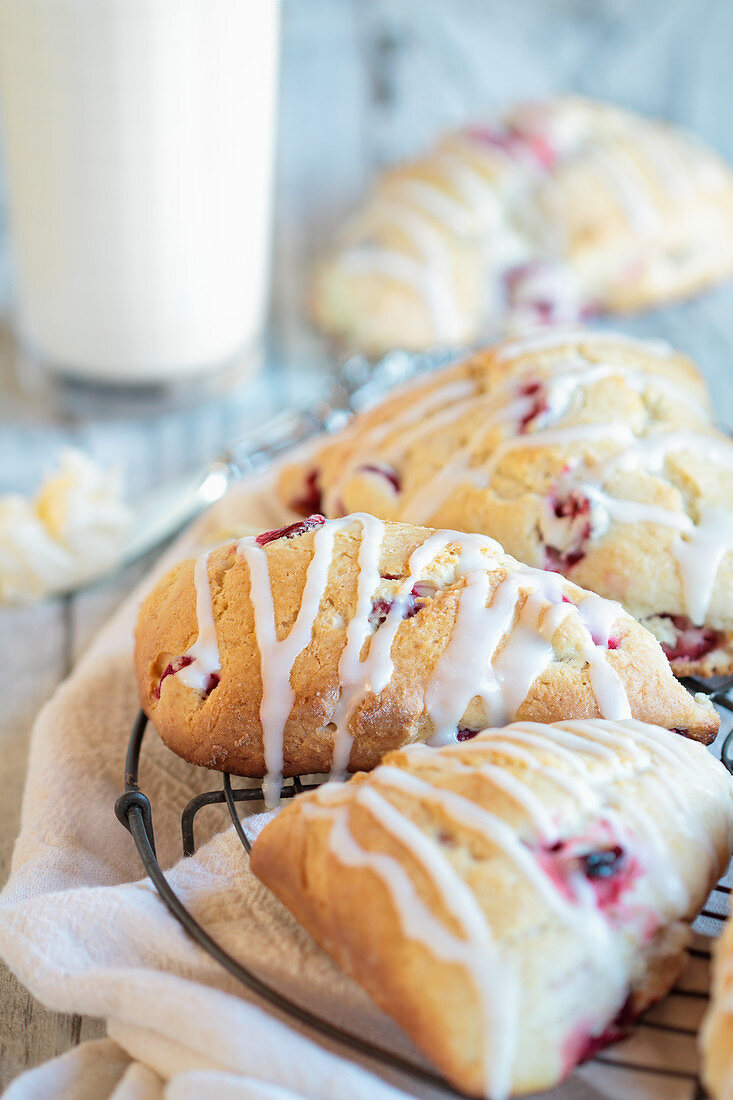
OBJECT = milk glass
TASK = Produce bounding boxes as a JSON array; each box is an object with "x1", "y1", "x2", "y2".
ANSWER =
[{"x1": 0, "y1": 0, "x2": 279, "y2": 393}]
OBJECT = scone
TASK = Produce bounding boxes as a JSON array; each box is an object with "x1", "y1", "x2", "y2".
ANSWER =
[
  {"x1": 701, "y1": 910, "x2": 733, "y2": 1099},
  {"x1": 135, "y1": 515, "x2": 717, "y2": 805},
  {"x1": 280, "y1": 329, "x2": 733, "y2": 676},
  {"x1": 313, "y1": 96, "x2": 733, "y2": 354},
  {"x1": 251, "y1": 719, "x2": 733, "y2": 1098}
]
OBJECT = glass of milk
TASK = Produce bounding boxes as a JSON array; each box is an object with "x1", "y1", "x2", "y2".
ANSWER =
[{"x1": 0, "y1": 0, "x2": 279, "y2": 394}]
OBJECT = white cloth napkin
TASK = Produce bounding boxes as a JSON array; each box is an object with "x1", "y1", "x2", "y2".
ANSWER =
[{"x1": 0, "y1": 468, "x2": 711, "y2": 1100}]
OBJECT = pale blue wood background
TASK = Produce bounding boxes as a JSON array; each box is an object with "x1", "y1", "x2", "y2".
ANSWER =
[{"x1": 2, "y1": 0, "x2": 733, "y2": 1087}]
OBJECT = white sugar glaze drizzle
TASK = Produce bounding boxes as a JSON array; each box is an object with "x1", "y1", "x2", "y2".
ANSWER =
[
  {"x1": 604, "y1": 431, "x2": 733, "y2": 477},
  {"x1": 396, "y1": 179, "x2": 479, "y2": 236},
  {"x1": 236, "y1": 515, "x2": 399, "y2": 798},
  {"x1": 226, "y1": 518, "x2": 636, "y2": 801},
  {"x1": 330, "y1": 514, "x2": 388, "y2": 777},
  {"x1": 425, "y1": 569, "x2": 516, "y2": 742},
  {"x1": 305, "y1": 718, "x2": 728, "y2": 1098},
  {"x1": 375, "y1": 765, "x2": 627, "y2": 998},
  {"x1": 177, "y1": 552, "x2": 222, "y2": 693},
  {"x1": 394, "y1": 396, "x2": 533, "y2": 524},
  {"x1": 439, "y1": 736, "x2": 601, "y2": 810},
  {"x1": 423, "y1": 717, "x2": 722, "y2": 909},
  {"x1": 480, "y1": 422, "x2": 634, "y2": 483},
  {"x1": 325, "y1": 530, "x2": 462, "y2": 776},
  {"x1": 420, "y1": 352, "x2": 697, "y2": 459},
  {"x1": 634, "y1": 123, "x2": 728, "y2": 199},
  {"x1": 454, "y1": 717, "x2": 717, "y2": 907},
  {"x1": 335, "y1": 124, "x2": 538, "y2": 345},
  {"x1": 435, "y1": 148, "x2": 509, "y2": 214},
  {"x1": 424, "y1": 550, "x2": 631, "y2": 745},
  {"x1": 490, "y1": 592, "x2": 570, "y2": 717},
  {"x1": 239, "y1": 521, "x2": 347, "y2": 807},
  {"x1": 509, "y1": 721, "x2": 618, "y2": 763},
  {"x1": 361, "y1": 377, "x2": 476, "y2": 449},
  {"x1": 330, "y1": 344, "x2": 706, "y2": 520},
  {"x1": 235, "y1": 519, "x2": 474, "y2": 794},
  {"x1": 643, "y1": 129, "x2": 699, "y2": 199},
  {"x1": 403, "y1": 416, "x2": 733, "y2": 538},
  {"x1": 310, "y1": 784, "x2": 519, "y2": 1100},
  {"x1": 341, "y1": 246, "x2": 452, "y2": 337},
  {"x1": 324, "y1": 331, "x2": 733, "y2": 626},
  {"x1": 327, "y1": 377, "x2": 480, "y2": 494},
  {"x1": 376, "y1": 364, "x2": 604, "y2": 472},
  {"x1": 581, "y1": 486, "x2": 733, "y2": 625},
  {"x1": 461, "y1": 759, "x2": 559, "y2": 842},
  {"x1": 401, "y1": 422, "x2": 632, "y2": 527},
  {"x1": 575, "y1": 593, "x2": 633, "y2": 720},
  {"x1": 330, "y1": 97, "x2": 726, "y2": 352},
  {"x1": 360, "y1": 364, "x2": 707, "y2": 523},
  {"x1": 530, "y1": 358, "x2": 709, "y2": 420},
  {"x1": 343, "y1": 190, "x2": 467, "y2": 343},
  {"x1": 432, "y1": 147, "x2": 532, "y2": 282},
  {"x1": 522, "y1": 718, "x2": 729, "y2": 882},
  {"x1": 470, "y1": 726, "x2": 625, "y2": 815},
  {"x1": 671, "y1": 507, "x2": 733, "y2": 625},
  {"x1": 619, "y1": 721, "x2": 730, "y2": 862},
  {"x1": 590, "y1": 144, "x2": 662, "y2": 236},
  {"x1": 321, "y1": 374, "x2": 477, "y2": 502}
]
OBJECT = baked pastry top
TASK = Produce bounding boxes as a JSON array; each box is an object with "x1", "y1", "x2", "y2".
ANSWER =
[
  {"x1": 702, "y1": 902, "x2": 733, "y2": 1099},
  {"x1": 135, "y1": 515, "x2": 717, "y2": 805},
  {"x1": 313, "y1": 96, "x2": 733, "y2": 354},
  {"x1": 251, "y1": 718, "x2": 733, "y2": 1098},
  {"x1": 280, "y1": 329, "x2": 733, "y2": 676},
  {"x1": 314, "y1": 94, "x2": 733, "y2": 354}
]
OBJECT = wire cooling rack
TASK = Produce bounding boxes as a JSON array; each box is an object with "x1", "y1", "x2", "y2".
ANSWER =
[{"x1": 115, "y1": 676, "x2": 733, "y2": 1100}]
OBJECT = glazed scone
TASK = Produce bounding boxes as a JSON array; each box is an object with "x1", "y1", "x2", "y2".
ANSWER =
[
  {"x1": 135, "y1": 515, "x2": 718, "y2": 804},
  {"x1": 251, "y1": 719, "x2": 733, "y2": 1098},
  {"x1": 280, "y1": 329, "x2": 733, "y2": 677},
  {"x1": 314, "y1": 96, "x2": 733, "y2": 354},
  {"x1": 701, "y1": 910, "x2": 733, "y2": 1099}
]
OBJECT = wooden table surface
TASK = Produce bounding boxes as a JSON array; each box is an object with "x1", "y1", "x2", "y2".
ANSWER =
[{"x1": 3, "y1": 0, "x2": 733, "y2": 1089}]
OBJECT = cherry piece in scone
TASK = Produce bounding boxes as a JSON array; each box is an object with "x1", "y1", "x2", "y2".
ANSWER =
[
  {"x1": 516, "y1": 379, "x2": 549, "y2": 433},
  {"x1": 203, "y1": 672, "x2": 221, "y2": 698},
  {"x1": 256, "y1": 515, "x2": 326, "y2": 547},
  {"x1": 456, "y1": 727, "x2": 479, "y2": 742},
  {"x1": 537, "y1": 831, "x2": 638, "y2": 911},
  {"x1": 466, "y1": 124, "x2": 556, "y2": 170},
  {"x1": 368, "y1": 581, "x2": 437, "y2": 630},
  {"x1": 658, "y1": 614, "x2": 721, "y2": 663},
  {"x1": 543, "y1": 491, "x2": 593, "y2": 573},
  {"x1": 368, "y1": 597, "x2": 393, "y2": 630},
  {"x1": 155, "y1": 656, "x2": 221, "y2": 700},
  {"x1": 154, "y1": 654, "x2": 194, "y2": 699}
]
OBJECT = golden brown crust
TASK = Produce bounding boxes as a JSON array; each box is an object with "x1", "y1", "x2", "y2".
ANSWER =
[
  {"x1": 251, "y1": 719, "x2": 733, "y2": 1096},
  {"x1": 135, "y1": 517, "x2": 718, "y2": 781},
  {"x1": 279, "y1": 331, "x2": 733, "y2": 679}
]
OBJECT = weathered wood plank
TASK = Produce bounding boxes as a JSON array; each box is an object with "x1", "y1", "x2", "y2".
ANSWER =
[{"x1": 0, "y1": 980, "x2": 104, "y2": 1095}]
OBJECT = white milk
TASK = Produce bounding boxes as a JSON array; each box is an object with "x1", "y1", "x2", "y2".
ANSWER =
[{"x1": 0, "y1": 0, "x2": 279, "y2": 385}]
